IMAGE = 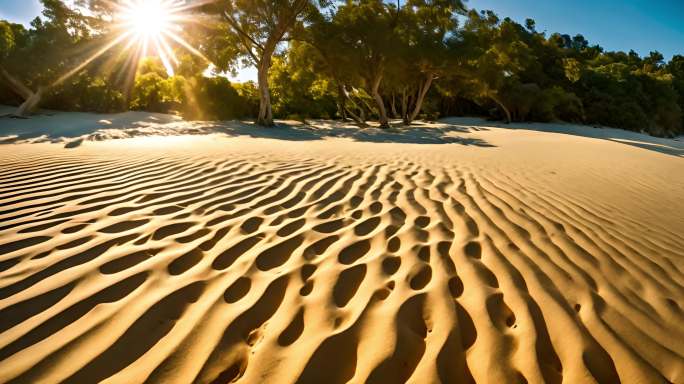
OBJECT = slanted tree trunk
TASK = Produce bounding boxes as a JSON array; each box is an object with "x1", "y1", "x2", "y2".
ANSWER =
[
  {"x1": 370, "y1": 72, "x2": 389, "y2": 129},
  {"x1": 344, "y1": 99, "x2": 365, "y2": 125},
  {"x1": 341, "y1": 86, "x2": 367, "y2": 126},
  {"x1": 490, "y1": 94, "x2": 511, "y2": 124},
  {"x1": 0, "y1": 66, "x2": 44, "y2": 117},
  {"x1": 17, "y1": 88, "x2": 44, "y2": 117},
  {"x1": 0, "y1": 66, "x2": 32, "y2": 100},
  {"x1": 404, "y1": 73, "x2": 434, "y2": 125},
  {"x1": 345, "y1": 104, "x2": 366, "y2": 125},
  {"x1": 357, "y1": 93, "x2": 375, "y2": 116}
]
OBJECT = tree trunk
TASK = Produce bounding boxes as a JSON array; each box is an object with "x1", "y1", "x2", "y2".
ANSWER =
[
  {"x1": 256, "y1": 58, "x2": 274, "y2": 126},
  {"x1": 405, "y1": 73, "x2": 434, "y2": 125},
  {"x1": 490, "y1": 94, "x2": 511, "y2": 124},
  {"x1": 338, "y1": 101, "x2": 348, "y2": 120},
  {"x1": 16, "y1": 88, "x2": 44, "y2": 117},
  {"x1": 400, "y1": 87, "x2": 409, "y2": 124},
  {"x1": 345, "y1": 105, "x2": 366, "y2": 126},
  {"x1": 255, "y1": 39, "x2": 278, "y2": 127},
  {"x1": 337, "y1": 83, "x2": 348, "y2": 120},
  {"x1": 0, "y1": 66, "x2": 33, "y2": 100},
  {"x1": 371, "y1": 72, "x2": 389, "y2": 129},
  {"x1": 390, "y1": 93, "x2": 399, "y2": 118},
  {"x1": 0, "y1": 66, "x2": 44, "y2": 116},
  {"x1": 342, "y1": 89, "x2": 367, "y2": 126}
]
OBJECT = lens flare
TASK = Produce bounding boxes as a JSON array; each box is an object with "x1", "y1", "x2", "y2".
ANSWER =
[
  {"x1": 113, "y1": 0, "x2": 207, "y2": 76},
  {"x1": 124, "y1": 1, "x2": 172, "y2": 37}
]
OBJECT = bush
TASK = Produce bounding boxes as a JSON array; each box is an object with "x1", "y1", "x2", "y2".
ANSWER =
[
  {"x1": 502, "y1": 83, "x2": 541, "y2": 121},
  {"x1": 78, "y1": 77, "x2": 126, "y2": 112},
  {"x1": 542, "y1": 86, "x2": 584, "y2": 122},
  {"x1": 129, "y1": 72, "x2": 185, "y2": 113},
  {"x1": 269, "y1": 55, "x2": 338, "y2": 119},
  {"x1": 44, "y1": 74, "x2": 126, "y2": 113},
  {"x1": 568, "y1": 67, "x2": 684, "y2": 136},
  {"x1": 186, "y1": 77, "x2": 256, "y2": 120},
  {"x1": 498, "y1": 83, "x2": 584, "y2": 123}
]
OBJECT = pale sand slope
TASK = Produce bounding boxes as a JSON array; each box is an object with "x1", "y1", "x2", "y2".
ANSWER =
[{"x1": 0, "y1": 120, "x2": 682, "y2": 384}]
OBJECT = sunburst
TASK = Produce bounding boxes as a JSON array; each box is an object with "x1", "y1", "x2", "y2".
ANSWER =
[
  {"x1": 43, "y1": 0, "x2": 212, "y2": 120},
  {"x1": 112, "y1": 0, "x2": 207, "y2": 76}
]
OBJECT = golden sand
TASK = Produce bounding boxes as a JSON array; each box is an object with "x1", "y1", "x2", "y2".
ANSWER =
[{"x1": 0, "y1": 124, "x2": 682, "y2": 383}]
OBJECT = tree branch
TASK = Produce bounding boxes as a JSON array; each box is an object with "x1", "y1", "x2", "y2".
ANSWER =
[{"x1": 222, "y1": 10, "x2": 265, "y2": 52}]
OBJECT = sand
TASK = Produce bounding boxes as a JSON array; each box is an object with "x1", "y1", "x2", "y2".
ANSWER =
[{"x1": 0, "y1": 113, "x2": 683, "y2": 383}]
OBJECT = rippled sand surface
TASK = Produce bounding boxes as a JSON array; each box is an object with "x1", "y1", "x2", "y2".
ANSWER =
[{"x1": 0, "y1": 127, "x2": 682, "y2": 383}]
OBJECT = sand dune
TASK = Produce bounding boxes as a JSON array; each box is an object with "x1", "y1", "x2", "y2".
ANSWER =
[{"x1": 0, "y1": 123, "x2": 682, "y2": 383}]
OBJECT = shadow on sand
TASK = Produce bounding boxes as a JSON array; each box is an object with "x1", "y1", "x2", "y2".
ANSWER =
[
  {"x1": 2, "y1": 107, "x2": 683, "y2": 157},
  {"x1": 448, "y1": 117, "x2": 684, "y2": 158},
  {"x1": 216, "y1": 120, "x2": 495, "y2": 147},
  {"x1": 0, "y1": 108, "x2": 496, "y2": 148}
]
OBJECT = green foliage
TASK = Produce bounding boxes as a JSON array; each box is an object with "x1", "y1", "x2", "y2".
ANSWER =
[
  {"x1": 667, "y1": 55, "x2": 684, "y2": 131},
  {"x1": 562, "y1": 58, "x2": 582, "y2": 83},
  {"x1": 300, "y1": 0, "x2": 465, "y2": 125},
  {"x1": 574, "y1": 63, "x2": 682, "y2": 136},
  {"x1": 438, "y1": 9, "x2": 682, "y2": 136},
  {"x1": 129, "y1": 72, "x2": 183, "y2": 112},
  {"x1": 543, "y1": 86, "x2": 584, "y2": 122},
  {"x1": 0, "y1": 0, "x2": 101, "y2": 114},
  {"x1": 189, "y1": 77, "x2": 258, "y2": 120},
  {"x1": 269, "y1": 51, "x2": 337, "y2": 119},
  {"x1": 46, "y1": 73, "x2": 126, "y2": 112},
  {"x1": 5, "y1": 0, "x2": 91, "y2": 83},
  {"x1": 0, "y1": 21, "x2": 15, "y2": 59},
  {"x1": 128, "y1": 59, "x2": 184, "y2": 112},
  {"x1": 1, "y1": 1, "x2": 682, "y2": 137},
  {"x1": 233, "y1": 82, "x2": 261, "y2": 114}
]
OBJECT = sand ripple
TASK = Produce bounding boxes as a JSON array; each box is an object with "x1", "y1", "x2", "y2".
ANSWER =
[{"x1": 0, "y1": 140, "x2": 682, "y2": 383}]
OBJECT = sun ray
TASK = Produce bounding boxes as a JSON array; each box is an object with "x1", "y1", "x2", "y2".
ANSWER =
[
  {"x1": 48, "y1": 1, "x2": 208, "y2": 90},
  {"x1": 112, "y1": 0, "x2": 208, "y2": 77},
  {"x1": 162, "y1": 30, "x2": 208, "y2": 61},
  {"x1": 157, "y1": 32, "x2": 180, "y2": 65},
  {"x1": 52, "y1": 31, "x2": 132, "y2": 87},
  {"x1": 152, "y1": 34, "x2": 176, "y2": 76}
]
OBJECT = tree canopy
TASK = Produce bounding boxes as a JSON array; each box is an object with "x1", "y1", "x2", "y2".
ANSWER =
[{"x1": 0, "y1": 1, "x2": 682, "y2": 137}]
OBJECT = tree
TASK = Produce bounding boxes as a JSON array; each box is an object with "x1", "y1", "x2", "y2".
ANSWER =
[
  {"x1": 643, "y1": 51, "x2": 665, "y2": 73},
  {"x1": 269, "y1": 45, "x2": 338, "y2": 120},
  {"x1": 389, "y1": 0, "x2": 465, "y2": 125},
  {"x1": 0, "y1": 0, "x2": 93, "y2": 116},
  {"x1": 323, "y1": 0, "x2": 401, "y2": 128},
  {"x1": 0, "y1": 1, "x2": 680, "y2": 137},
  {"x1": 668, "y1": 55, "x2": 684, "y2": 130},
  {"x1": 298, "y1": 7, "x2": 371, "y2": 124},
  {"x1": 203, "y1": 0, "x2": 323, "y2": 126},
  {"x1": 129, "y1": 58, "x2": 184, "y2": 112},
  {"x1": 305, "y1": 0, "x2": 465, "y2": 128},
  {"x1": 457, "y1": 11, "x2": 536, "y2": 123},
  {"x1": 0, "y1": 21, "x2": 43, "y2": 116}
]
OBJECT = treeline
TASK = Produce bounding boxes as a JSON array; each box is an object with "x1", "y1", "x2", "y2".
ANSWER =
[{"x1": 1, "y1": 0, "x2": 683, "y2": 137}]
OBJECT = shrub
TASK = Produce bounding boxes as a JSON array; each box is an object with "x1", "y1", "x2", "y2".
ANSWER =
[
  {"x1": 188, "y1": 76, "x2": 255, "y2": 120},
  {"x1": 129, "y1": 72, "x2": 185, "y2": 113}
]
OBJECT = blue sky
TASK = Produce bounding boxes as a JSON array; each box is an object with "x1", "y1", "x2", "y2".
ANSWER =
[
  {"x1": 2, "y1": 0, "x2": 682, "y2": 82},
  {"x1": 470, "y1": 0, "x2": 684, "y2": 61},
  {"x1": 0, "y1": 0, "x2": 42, "y2": 26}
]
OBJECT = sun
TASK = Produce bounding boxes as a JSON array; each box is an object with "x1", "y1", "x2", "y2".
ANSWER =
[
  {"x1": 113, "y1": 0, "x2": 205, "y2": 76},
  {"x1": 120, "y1": 0, "x2": 174, "y2": 39},
  {"x1": 51, "y1": 0, "x2": 207, "y2": 91}
]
